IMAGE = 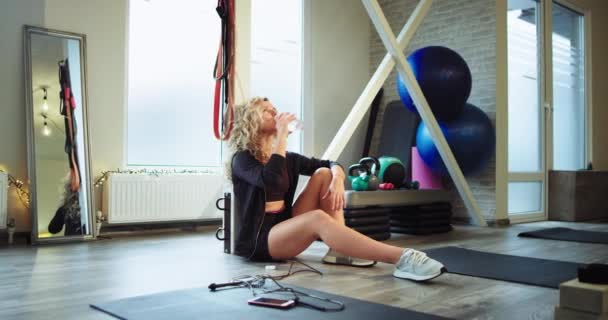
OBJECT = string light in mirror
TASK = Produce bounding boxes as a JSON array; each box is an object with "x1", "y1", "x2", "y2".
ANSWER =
[{"x1": 41, "y1": 87, "x2": 49, "y2": 113}]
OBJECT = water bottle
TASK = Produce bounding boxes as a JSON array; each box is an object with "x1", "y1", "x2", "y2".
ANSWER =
[{"x1": 287, "y1": 119, "x2": 303, "y2": 133}]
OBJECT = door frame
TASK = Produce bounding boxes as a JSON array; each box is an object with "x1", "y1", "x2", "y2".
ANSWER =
[{"x1": 507, "y1": 0, "x2": 591, "y2": 224}]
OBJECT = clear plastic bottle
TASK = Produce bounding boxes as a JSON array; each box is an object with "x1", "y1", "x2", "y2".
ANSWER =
[{"x1": 287, "y1": 119, "x2": 303, "y2": 133}]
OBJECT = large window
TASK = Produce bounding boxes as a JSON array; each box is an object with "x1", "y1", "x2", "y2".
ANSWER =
[
  {"x1": 127, "y1": 0, "x2": 221, "y2": 167},
  {"x1": 127, "y1": 0, "x2": 304, "y2": 167},
  {"x1": 250, "y1": 0, "x2": 303, "y2": 153}
]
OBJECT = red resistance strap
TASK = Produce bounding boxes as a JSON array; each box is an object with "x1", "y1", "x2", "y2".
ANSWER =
[
  {"x1": 213, "y1": 0, "x2": 235, "y2": 141},
  {"x1": 58, "y1": 59, "x2": 82, "y2": 192}
]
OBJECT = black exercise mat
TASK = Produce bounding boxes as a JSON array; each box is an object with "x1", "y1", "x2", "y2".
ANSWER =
[
  {"x1": 518, "y1": 227, "x2": 608, "y2": 244},
  {"x1": 91, "y1": 284, "x2": 451, "y2": 320},
  {"x1": 425, "y1": 246, "x2": 585, "y2": 289},
  {"x1": 377, "y1": 100, "x2": 420, "y2": 181},
  {"x1": 362, "y1": 88, "x2": 383, "y2": 157}
]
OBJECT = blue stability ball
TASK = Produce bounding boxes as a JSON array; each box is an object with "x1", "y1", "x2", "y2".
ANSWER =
[
  {"x1": 397, "y1": 46, "x2": 472, "y2": 121},
  {"x1": 416, "y1": 103, "x2": 495, "y2": 176}
]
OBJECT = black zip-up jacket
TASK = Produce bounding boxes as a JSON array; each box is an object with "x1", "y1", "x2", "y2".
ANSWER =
[{"x1": 231, "y1": 150, "x2": 339, "y2": 258}]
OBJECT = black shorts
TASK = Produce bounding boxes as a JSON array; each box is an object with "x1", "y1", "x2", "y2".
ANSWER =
[{"x1": 250, "y1": 210, "x2": 290, "y2": 262}]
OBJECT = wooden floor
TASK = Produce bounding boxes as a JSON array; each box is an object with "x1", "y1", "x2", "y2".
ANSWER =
[{"x1": 1, "y1": 220, "x2": 607, "y2": 320}]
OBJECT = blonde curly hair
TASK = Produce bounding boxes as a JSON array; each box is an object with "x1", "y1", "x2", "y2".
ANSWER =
[{"x1": 225, "y1": 97, "x2": 270, "y2": 178}]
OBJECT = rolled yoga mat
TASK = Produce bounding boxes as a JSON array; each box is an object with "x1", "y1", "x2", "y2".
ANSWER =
[
  {"x1": 377, "y1": 100, "x2": 420, "y2": 181},
  {"x1": 425, "y1": 246, "x2": 585, "y2": 289},
  {"x1": 518, "y1": 227, "x2": 608, "y2": 244},
  {"x1": 91, "y1": 284, "x2": 452, "y2": 320}
]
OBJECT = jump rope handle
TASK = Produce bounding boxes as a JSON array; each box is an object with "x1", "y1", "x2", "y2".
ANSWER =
[{"x1": 208, "y1": 281, "x2": 243, "y2": 291}]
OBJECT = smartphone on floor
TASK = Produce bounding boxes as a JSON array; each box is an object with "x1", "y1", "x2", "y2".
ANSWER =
[{"x1": 248, "y1": 296, "x2": 296, "y2": 309}]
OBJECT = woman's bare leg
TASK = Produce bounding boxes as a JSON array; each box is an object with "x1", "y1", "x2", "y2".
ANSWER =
[
  {"x1": 292, "y1": 168, "x2": 344, "y2": 224},
  {"x1": 268, "y1": 209, "x2": 403, "y2": 263}
]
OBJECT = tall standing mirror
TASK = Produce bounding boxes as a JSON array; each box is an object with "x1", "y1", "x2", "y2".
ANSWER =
[{"x1": 24, "y1": 26, "x2": 95, "y2": 243}]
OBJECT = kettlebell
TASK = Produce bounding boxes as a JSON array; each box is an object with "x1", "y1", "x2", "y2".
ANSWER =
[
  {"x1": 348, "y1": 164, "x2": 369, "y2": 191},
  {"x1": 378, "y1": 156, "x2": 406, "y2": 188},
  {"x1": 359, "y1": 157, "x2": 380, "y2": 191}
]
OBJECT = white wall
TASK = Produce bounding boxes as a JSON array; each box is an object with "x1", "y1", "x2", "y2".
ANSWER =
[
  {"x1": 305, "y1": 0, "x2": 371, "y2": 169},
  {"x1": 0, "y1": 0, "x2": 126, "y2": 232},
  {"x1": 0, "y1": 0, "x2": 46, "y2": 232},
  {"x1": 44, "y1": 0, "x2": 127, "y2": 204}
]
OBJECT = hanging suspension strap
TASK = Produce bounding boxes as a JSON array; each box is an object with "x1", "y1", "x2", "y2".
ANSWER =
[
  {"x1": 213, "y1": 0, "x2": 235, "y2": 140},
  {"x1": 58, "y1": 59, "x2": 82, "y2": 192}
]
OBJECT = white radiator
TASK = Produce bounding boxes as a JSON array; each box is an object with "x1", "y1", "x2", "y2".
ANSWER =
[
  {"x1": 0, "y1": 172, "x2": 7, "y2": 229},
  {"x1": 102, "y1": 173, "x2": 225, "y2": 224}
]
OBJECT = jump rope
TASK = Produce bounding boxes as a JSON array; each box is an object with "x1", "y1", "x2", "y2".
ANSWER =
[{"x1": 208, "y1": 260, "x2": 345, "y2": 312}]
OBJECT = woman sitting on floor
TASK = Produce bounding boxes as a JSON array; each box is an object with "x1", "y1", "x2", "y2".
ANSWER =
[{"x1": 227, "y1": 96, "x2": 446, "y2": 281}]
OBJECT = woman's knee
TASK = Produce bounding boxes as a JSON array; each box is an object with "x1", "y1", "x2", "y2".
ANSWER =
[
  {"x1": 303, "y1": 209, "x2": 333, "y2": 225},
  {"x1": 305, "y1": 210, "x2": 337, "y2": 236},
  {"x1": 311, "y1": 167, "x2": 332, "y2": 183}
]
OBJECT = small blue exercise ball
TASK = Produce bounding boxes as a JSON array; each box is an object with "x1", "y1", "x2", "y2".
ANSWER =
[
  {"x1": 416, "y1": 103, "x2": 495, "y2": 176},
  {"x1": 397, "y1": 46, "x2": 472, "y2": 122}
]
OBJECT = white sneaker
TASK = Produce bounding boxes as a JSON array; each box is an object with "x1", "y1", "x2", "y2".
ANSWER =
[
  {"x1": 393, "y1": 249, "x2": 446, "y2": 281},
  {"x1": 322, "y1": 248, "x2": 376, "y2": 267}
]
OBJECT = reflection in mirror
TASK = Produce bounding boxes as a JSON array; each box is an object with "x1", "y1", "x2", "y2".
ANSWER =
[{"x1": 24, "y1": 26, "x2": 94, "y2": 243}]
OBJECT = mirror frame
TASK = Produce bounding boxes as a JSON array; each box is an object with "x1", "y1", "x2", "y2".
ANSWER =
[{"x1": 23, "y1": 25, "x2": 96, "y2": 244}]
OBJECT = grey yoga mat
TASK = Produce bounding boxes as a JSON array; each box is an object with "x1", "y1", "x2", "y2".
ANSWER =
[
  {"x1": 425, "y1": 246, "x2": 584, "y2": 289},
  {"x1": 91, "y1": 284, "x2": 451, "y2": 320},
  {"x1": 518, "y1": 227, "x2": 608, "y2": 244}
]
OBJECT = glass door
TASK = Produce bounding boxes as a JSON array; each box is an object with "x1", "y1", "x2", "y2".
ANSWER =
[
  {"x1": 507, "y1": 0, "x2": 588, "y2": 222},
  {"x1": 549, "y1": 2, "x2": 587, "y2": 171},
  {"x1": 507, "y1": 0, "x2": 546, "y2": 222}
]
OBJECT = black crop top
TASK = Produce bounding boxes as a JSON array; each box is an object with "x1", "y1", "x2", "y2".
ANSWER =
[{"x1": 265, "y1": 164, "x2": 289, "y2": 201}]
